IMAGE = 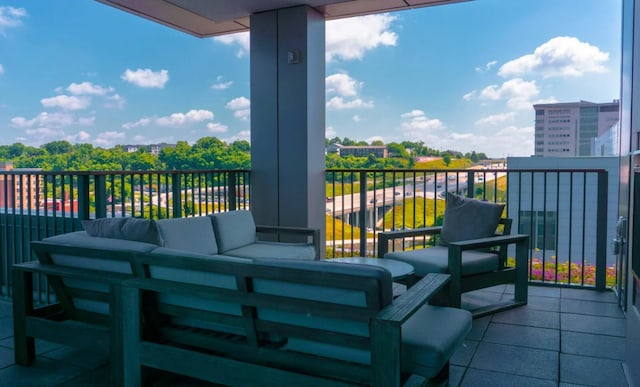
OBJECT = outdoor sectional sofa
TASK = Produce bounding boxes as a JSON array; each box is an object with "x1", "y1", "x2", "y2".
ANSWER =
[{"x1": 12, "y1": 211, "x2": 472, "y2": 386}]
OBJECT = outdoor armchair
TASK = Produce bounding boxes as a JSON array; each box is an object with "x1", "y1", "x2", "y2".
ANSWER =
[{"x1": 378, "y1": 193, "x2": 529, "y2": 317}]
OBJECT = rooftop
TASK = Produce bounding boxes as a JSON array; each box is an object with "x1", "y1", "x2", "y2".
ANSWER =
[{"x1": 0, "y1": 285, "x2": 627, "y2": 386}]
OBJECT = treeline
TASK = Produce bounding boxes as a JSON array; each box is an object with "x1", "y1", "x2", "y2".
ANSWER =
[{"x1": 0, "y1": 136, "x2": 489, "y2": 171}]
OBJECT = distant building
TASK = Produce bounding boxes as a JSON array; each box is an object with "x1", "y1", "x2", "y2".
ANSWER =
[
  {"x1": 592, "y1": 121, "x2": 620, "y2": 156},
  {"x1": 124, "y1": 143, "x2": 175, "y2": 155},
  {"x1": 533, "y1": 100, "x2": 619, "y2": 157},
  {"x1": 0, "y1": 161, "x2": 42, "y2": 210},
  {"x1": 326, "y1": 144, "x2": 388, "y2": 158}
]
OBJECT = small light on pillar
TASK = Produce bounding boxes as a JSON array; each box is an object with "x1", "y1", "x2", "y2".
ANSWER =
[{"x1": 287, "y1": 50, "x2": 301, "y2": 64}]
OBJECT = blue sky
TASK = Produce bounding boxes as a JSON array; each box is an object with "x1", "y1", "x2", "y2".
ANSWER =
[{"x1": 0, "y1": 0, "x2": 621, "y2": 157}]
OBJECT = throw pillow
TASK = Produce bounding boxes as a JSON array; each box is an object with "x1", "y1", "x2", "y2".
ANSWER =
[
  {"x1": 439, "y1": 192, "x2": 505, "y2": 246},
  {"x1": 81, "y1": 217, "x2": 162, "y2": 245}
]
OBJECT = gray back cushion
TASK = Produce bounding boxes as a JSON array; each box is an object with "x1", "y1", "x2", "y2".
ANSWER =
[
  {"x1": 81, "y1": 217, "x2": 162, "y2": 245},
  {"x1": 156, "y1": 216, "x2": 218, "y2": 255},
  {"x1": 210, "y1": 211, "x2": 257, "y2": 253},
  {"x1": 439, "y1": 192, "x2": 505, "y2": 245}
]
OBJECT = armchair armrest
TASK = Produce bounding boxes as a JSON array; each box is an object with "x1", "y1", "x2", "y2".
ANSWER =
[
  {"x1": 371, "y1": 273, "x2": 450, "y2": 385},
  {"x1": 256, "y1": 225, "x2": 321, "y2": 260},
  {"x1": 377, "y1": 226, "x2": 443, "y2": 257}
]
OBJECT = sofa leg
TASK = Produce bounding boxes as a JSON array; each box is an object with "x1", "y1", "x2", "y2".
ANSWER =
[{"x1": 13, "y1": 269, "x2": 35, "y2": 366}]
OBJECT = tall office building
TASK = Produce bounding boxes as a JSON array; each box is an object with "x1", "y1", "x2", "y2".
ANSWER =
[{"x1": 533, "y1": 100, "x2": 619, "y2": 157}]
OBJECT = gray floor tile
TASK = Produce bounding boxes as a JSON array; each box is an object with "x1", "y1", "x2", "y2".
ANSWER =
[
  {"x1": 462, "y1": 291, "x2": 503, "y2": 312},
  {"x1": 470, "y1": 342, "x2": 558, "y2": 380},
  {"x1": 460, "y1": 368, "x2": 556, "y2": 387},
  {"x1": 561, "y1": 331, "x2": 625, "y2": 360},
  {"x1": 528, "y1": 286, "x2": 561, "y2": 298},
  {"x1": 561, "y1": 299, "x2": 625, "y2": 318},
  {"x1": 0, "y1": 358, "x2": 85, "y2": 387},
  {"x1": 0, "y1": 345, "x2": 14, "y2": 369},
  {"x1": 491, "y1": 308, "x2": 560, "y2": 329},
  {"x1": 483, "y1": 322, "x2": 559, "y2": 351},
  {"x1": 561, "y1": 313, "x2": 626, "y2": 337},
  {"x1": 560, "y1": 353, "x2": 627, "y2": 386},
  {"x1": 55, "y1": 365, "x2": 112, "y2": 387},
  {"x1": 0, "y1": 337, "x2": 65, "y2": 355},
  {"x1": 449, "y1": 365, "x2": 465, "y2": 387},
  {"x1": 0, "y1": 318, "x2": 13, "y2": 340},
  {"x1": 561, "y1": 288, "x2": 618, "y2": 303},
  {"x1": 451, "y1": 340, "x2": 478, "y2": 366},
  {"x1": 510, "y1": 294, "x2": 560, "y2": 312},
  {"x1": 0, "y1": 302, "x2": 13, "y2": 319},
  {"x1": 466, "y1": 316, "x2": 491, "y2": 341},
  {"x1": 42, "y1": 347, "x2": 108, "y2": 370}
]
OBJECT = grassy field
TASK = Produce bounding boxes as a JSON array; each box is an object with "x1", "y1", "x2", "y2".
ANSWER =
[{"x1": 382, "y1": 197, "x2": 446, "y2": 229}]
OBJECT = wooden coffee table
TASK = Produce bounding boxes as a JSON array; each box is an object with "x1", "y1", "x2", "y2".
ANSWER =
[{"x1": 326, "y1": 257, "x2": 414, "y2": 281}]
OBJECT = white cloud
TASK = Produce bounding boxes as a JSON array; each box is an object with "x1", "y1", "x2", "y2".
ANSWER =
[
  {"x1": 399, "y1": 110, "x2": 444, "y2": 133},
  {"x1": 122, "y1": 118, "x2": 151, "y2": 129},
  {"x1": 352, "y1": 115, "x2": 361, "y2": 122},
  {"x1": 41, "y1": 95, "x2": 91, "y2": 110},
  {"x1": 207, "y1": 122, "x2": 229, "y2": 133},
  {"x1": 67, "y1": 82, "x2": 114, "y2": 96},
  {"x1": 212, "y1": 80, "x2": 233, "y2": 90},
  {"x1": 366, "y1": 135, "x2": 384, "y2": 144},
  {"x1": 104, "y1": 93, "x2": 126, "y2": 109},
  {"x1": 121, "y1": 68, "x2": 169, "y2": 88},
  {"x1": 25, "y1": 127, "x2": 64, "y2": 139},
  {"x1": 474, "y1": 112, "x2": 516, "y2": 126},
  {"x1": 213, "y1": 32, "x2": 250, "y2": 58},
  {"x1": 11, "y1": 112, "x2": 75, "y2": 128},
  {"x1": 226, "y1": 96, "x2": 250, "y2": 110},
  {"x1": 156, "y1": 109, "x2": 214, "y2": 127},
  {"x1": 0, "y1": 64, "x2": 4, "y2": 75},
  {"x1": 499, "y1": 36, "x2": 609, "y2": 78},
  {"x1": 77, "y1": 130, "x2": 91, "y2": 142},
  {"x1": 467, "y1": 78, "x2": 540, "y2": 110},
  {"x1": 94, "y1": 131, "x2": 125, "y2": 147},
  {"x1": 0, "y1": 6, "x2": 27, "y2": 31},
  {"x1": 210, "y1": 14, "x2": 397, "y2": 62},
  {"x1": 77, "y1": 116, "x2": 96, "y2": 126},
  {"x1": 224, "y1": 130, "x2": 250, "y2": 143},
  {"x1": 226, "y1": 97, "x2": 251, "y2": 121},
  {"x1": 326, "y1": 126, "x2": 336, "y2": 138},
  {"x1": 326, "y1": 73, "x2": 361, "y2": 97},
  {"x1": 326, "y1": 96, "x2": 374, "y2": 110},
  {"x1": 326, "y1": 14, "x2": 398, "y2": 62},
  {"x1": 475, "y1": 60, "x2": 497, "y2": 72}
]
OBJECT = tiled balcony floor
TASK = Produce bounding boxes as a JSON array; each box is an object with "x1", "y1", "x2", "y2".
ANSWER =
[{"x1": 0, "y1": 285, "x2": 628, "y2": 386}]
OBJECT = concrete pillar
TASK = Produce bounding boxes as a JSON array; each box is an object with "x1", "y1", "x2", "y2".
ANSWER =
[{"x1": 250, "y1": 6, "x2": 326, "y2": 251}]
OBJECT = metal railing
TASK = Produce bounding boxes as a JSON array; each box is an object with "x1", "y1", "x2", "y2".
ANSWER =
[
  {"x1": 325, "y1": 168, "x2": 612, "y2": 290},
  {"x1": 0, "y1": 169, "x2": 250, "y2": 297},
  {"x1": 0, "y1": 167, "x2": 613, "y2": 298}
]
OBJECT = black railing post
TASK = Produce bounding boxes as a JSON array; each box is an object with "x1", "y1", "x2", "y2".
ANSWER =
[
  {"x1": 595, "y1": 170, "x2": 608, "y2": 290},
  {"x1": 171, "y1": 172, "x2": 182, "y2": 218},
  {"x1": 359, "y1": 171, "x2": 367, "y2": 256},
  {"x1": 77, "y1": 174, "x2": 91, "y2": 221},
  {"x1": 94, "y1": 174, "x2": 107, "y2": 219},
  {"x1": 228, "y1": 171, "x2": 237, "y2": 211},
  {"x1": 466, "y1": 171, "x2": 475, "y2": 198}
]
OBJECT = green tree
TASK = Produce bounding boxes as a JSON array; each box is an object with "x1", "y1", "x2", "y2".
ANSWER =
[{"x1": 442, "y1": 153, "x2": 452, "y2": 166}]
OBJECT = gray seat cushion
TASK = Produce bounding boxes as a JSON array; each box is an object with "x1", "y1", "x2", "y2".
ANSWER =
[
  {"x1": 156, "y1": 216, "x2": 218, "y2": 255},
  {"x1": 384, "y1": 246, "x2": 499, "y2": 276},
  {"x1": 224, "y1": 241, "x2": 316, "y2": 260},
  {"x1": 402, "y1": 305, "x2": 471, "y2": 377},
  {"x1": 440, "y1": 192, "x2": 505, "y2": 246},
  {"x1": 209, "y1": 211, "x2": 257, "y2": 253}
]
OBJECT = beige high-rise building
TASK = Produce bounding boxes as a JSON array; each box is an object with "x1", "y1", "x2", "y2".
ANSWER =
[{"x1": 533, "y1": 100, "x2": 619, "y2": 157}]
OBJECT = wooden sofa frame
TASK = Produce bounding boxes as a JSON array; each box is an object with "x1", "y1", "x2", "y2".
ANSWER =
[
  {"x1": 121, "y1": 254, "x2": 455, "y2": 387},
  {"x1": 378, "y1": 219, "x2": 529, "y2": 317}
]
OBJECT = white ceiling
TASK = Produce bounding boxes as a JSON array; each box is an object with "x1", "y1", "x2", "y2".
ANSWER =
[{"x1": 97, "y1": 0, "x2": 469, "y2": 37}]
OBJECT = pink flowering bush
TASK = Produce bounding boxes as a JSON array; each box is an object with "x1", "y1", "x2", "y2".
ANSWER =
[{"x1": 508, "y1": 251, "x2": 617, "y2": 288}]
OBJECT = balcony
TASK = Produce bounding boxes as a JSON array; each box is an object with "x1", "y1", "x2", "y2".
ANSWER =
[
  {"x1": 0, "y1": 167, "x2": 628, "y2": 385},
  {"x1": 0, "y1": 285, "x2": 627, "y2": 386}
]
